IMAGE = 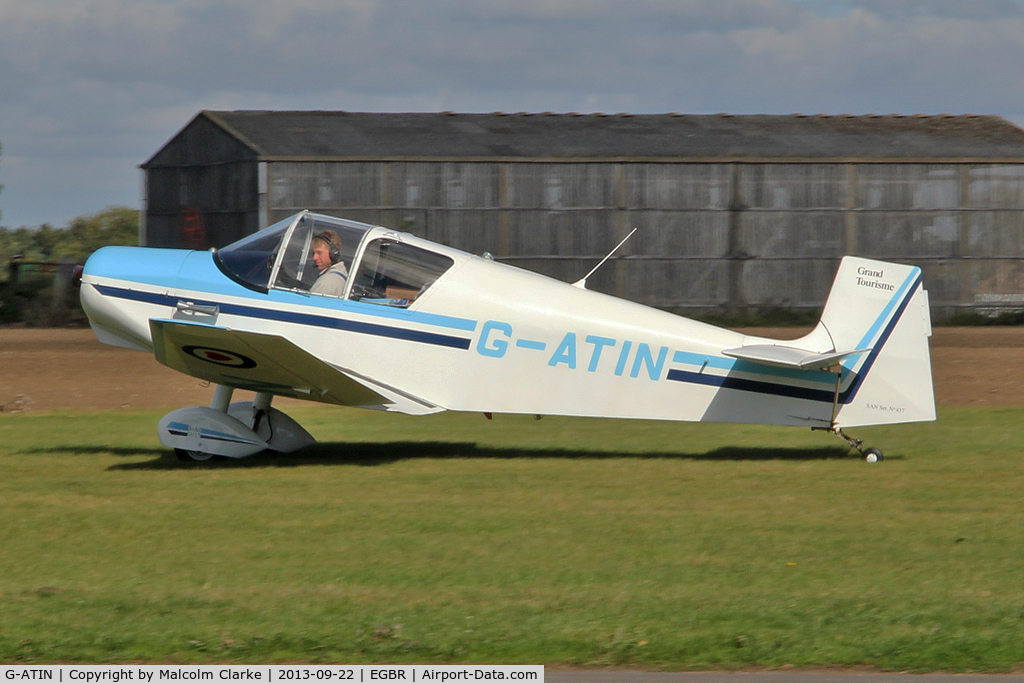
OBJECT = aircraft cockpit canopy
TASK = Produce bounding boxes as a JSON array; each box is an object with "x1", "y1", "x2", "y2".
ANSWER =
[
  {"x1": 215, "y1": 213, "x2": 369, "y2": 293},
  {"x1": 213, "y1": 212, "x2": 455, "y2": 309}
]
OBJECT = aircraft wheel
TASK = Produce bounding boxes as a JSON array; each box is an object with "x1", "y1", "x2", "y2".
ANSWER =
[
  {"x1": 175, "y1": 448, "x2": 216, "y2": 462},
  {"x1": 863, "y1": 447, "x2": 884, "y2": 463}
]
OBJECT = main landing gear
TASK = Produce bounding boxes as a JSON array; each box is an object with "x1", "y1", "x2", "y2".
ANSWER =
[{"x1": 159, "y1": 385, "x2": 316, "y2": 462}]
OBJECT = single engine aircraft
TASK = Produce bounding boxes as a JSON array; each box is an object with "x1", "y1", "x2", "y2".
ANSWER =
[{"x1": 80, "y1": 211, "x2": 935, "y2": 463}]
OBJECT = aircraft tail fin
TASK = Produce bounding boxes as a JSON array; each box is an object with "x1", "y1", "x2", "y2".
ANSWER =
[{"x1": 810, "y1": 256, "x2": 936, "y2": 428}]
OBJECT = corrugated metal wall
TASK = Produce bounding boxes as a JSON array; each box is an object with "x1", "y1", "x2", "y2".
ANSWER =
[
  {"x1": 144, "y1": 116, "x2": 260, "y2": 249},
  {"x1": 147, "y1": 161, "x2": 260, "y2": 248},
  {"x1": 262, "y1": 160, "x2": 1024, "y2": 319}
]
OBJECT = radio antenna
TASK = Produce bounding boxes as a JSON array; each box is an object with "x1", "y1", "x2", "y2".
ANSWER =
[{"x1": 572, "y1": 228, "x2": 637, "y2": 289}]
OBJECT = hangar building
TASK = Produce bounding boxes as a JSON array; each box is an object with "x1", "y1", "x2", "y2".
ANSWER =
[{"x1": 142, "y1": 111, "x2": 1024, "y2": 319}]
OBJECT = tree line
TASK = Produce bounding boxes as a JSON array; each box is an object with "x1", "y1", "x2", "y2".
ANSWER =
[
  {"x1": 0, "y1": 206, "x2": 139, "y2": 272},
  {"x1": 0, "y1": 207, "x2": 140, "y2": 325},
  {"x1": 0, "y1": 143, "x2": 142, "y2": 324}
]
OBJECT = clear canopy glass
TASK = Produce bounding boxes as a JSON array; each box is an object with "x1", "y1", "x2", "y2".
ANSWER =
[
  {"x1": 350, "y1": 238, "x2": 455, "y2": 306},
  {"x1": 214, "y1": 212, "x2": 455, "y2": 307},
  {"x1": 214, "y1": 215, "x2": 293, "y2": 291},
  {"x1": 215, "y1": 213, "x2": 371, "y2": 293},
  {"x1": 270, "y1": 214, "x2": 368, "y2": 295}
]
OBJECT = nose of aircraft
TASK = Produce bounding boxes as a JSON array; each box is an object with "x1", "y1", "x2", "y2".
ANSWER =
[{"x1": 80, "y1": 246, "x2": 191, "y2": 351}]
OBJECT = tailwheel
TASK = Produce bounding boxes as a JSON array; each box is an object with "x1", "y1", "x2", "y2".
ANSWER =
[
  {"x1": 175, "y1": 448, "x2": 216, "y2": 462},
  {"x1": 862, "y1": 447, "x2": 884, "y2": 463},
  {"x1": 822, "y1": 427, "x2": 885, "y2": 463}
]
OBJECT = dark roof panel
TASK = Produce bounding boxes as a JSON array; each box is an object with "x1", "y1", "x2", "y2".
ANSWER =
[{"x1": 195, "y1": 111, "x2": 1024, "y2": 161}]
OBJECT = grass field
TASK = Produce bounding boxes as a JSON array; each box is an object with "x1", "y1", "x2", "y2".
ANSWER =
[{"x1": 2, "y1": 406, "x2": 1023, "y2": 669}]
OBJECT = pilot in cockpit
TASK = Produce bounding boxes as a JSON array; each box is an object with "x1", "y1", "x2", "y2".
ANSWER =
[{"x1": 310, "y1": 230, "x2": 349, "y2": 297}]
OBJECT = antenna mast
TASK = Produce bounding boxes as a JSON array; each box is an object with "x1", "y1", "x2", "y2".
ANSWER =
[{"x1": 571, "y1": 228, "x2": 637, "y2": 289}]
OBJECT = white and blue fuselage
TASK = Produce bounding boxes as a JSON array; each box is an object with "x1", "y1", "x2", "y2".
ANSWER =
[{"x1": 81, "y1": 211, "x2": 935, "y2": 459}]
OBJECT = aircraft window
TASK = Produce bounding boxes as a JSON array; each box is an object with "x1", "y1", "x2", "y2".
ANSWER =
[
  {"x1": 272, "y1": 215, "x2": 368, "y2": 297},
  {"x1": 214, "y1": 215, "x2": 294, "y2": 291},
  {"x1": 349, "y1": 239, "x2": 454, "y2": 308}
]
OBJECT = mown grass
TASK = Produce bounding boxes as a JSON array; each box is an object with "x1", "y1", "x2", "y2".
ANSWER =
[{"x1": 1, "y1": 406, "x2": 1023, "y2": 669}]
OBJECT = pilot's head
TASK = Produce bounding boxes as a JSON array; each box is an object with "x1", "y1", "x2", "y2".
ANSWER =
[{"x1": 312, "y1": 230, "x2": 343, "y2": 271}]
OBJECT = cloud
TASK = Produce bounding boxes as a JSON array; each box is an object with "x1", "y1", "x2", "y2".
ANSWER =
[
  {"x1": 3, "y1": 0, "x2": 1023, "y2": 108},
  {"x1": 1, "y1": 0, "x2": 1023, "y2": 227},
  {"x1": 849, "y1": 0, "x2": 1024, "y2": 20}
]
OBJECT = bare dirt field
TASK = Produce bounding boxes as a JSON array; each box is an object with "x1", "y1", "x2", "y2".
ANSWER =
[{"x1": 1, "y1": 327, "x2": 1022, "y2": 412}]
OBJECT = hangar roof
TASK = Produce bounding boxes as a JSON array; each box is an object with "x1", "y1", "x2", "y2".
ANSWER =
[{"x1": 148, "y1": 111, "x2": 1024, "y2": 165}]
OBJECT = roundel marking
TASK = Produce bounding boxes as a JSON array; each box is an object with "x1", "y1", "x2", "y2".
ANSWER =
[{"x1": 182, "y1": 345, "x2": 257, "y2": 369}]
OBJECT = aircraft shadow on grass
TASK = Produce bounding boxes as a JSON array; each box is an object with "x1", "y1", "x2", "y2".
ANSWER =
[{"x1": 17, "y1": 442, "x2": 879, "y2": 470}]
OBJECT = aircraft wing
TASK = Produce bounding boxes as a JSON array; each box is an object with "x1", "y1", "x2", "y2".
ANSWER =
[
  {"x1": 721, "y1": 344, "x2": 871, "y2": 371},
  {"x1": 149, "y1": 319, "x2": 442, "y2": 414}
]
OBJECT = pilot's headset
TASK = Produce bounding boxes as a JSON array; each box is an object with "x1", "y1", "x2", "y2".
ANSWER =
[{"x1": 314, "y1": 231, "x2": 342, "y2": 264}]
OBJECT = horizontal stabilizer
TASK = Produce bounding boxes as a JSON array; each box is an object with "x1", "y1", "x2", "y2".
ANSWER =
[{"x1": 722, "y1": 344, "x2": 871, "y2": 371}]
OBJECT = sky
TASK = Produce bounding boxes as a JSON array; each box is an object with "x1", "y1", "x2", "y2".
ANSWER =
[{"x1": 2, "y1": 0, "x2": 1024, "y2": 229}]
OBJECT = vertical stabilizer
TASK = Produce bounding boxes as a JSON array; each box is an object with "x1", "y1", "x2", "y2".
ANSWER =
[{"x1": 817, "y1": 257, "x2": 936, "y2": 427}]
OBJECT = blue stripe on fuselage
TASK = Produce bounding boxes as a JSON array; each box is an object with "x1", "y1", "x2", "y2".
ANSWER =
[
  {"x1": 83, "y1": 246, "x2": 190, "y2": 290},
  {"x1": 87, "y1": 247, "x2": 476, "y2": 332},
  {"x1": 666, "y1": 273, "x2": 923, "y2": 404},
  {"x1": 671, "y1": 351, "x2": 845, "y2": 385},
  {"x1": 667, "y1": 369, "x2": 837, "y2": 403},
  {"x1": 180, "y1": 251, "x2": 477, "y2": 332},
  {"x1": 93, "y1": 284, "x2": 472, "y2": 350}
]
